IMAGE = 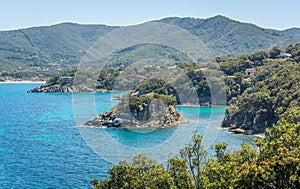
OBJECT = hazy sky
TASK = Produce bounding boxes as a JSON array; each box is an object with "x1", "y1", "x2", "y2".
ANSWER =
[{"x1": 1, "y1": 0, "x2": 299, "y2": 31}]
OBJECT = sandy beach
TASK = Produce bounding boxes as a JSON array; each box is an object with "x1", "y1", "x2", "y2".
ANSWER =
[
  {"x1": 0, "y1": 81, "x2": 46, "y2": 84},
  {"x1": 253, "y1": 133, "x2": 266, "y2": 138}
]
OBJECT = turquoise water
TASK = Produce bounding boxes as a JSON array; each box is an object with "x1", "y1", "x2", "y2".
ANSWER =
[{"x1": 0, "y1": 83, "x2": 255, "y2": 188}]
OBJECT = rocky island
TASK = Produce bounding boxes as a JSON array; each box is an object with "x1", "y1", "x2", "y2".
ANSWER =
[{"x1": 84, "y1": 79, "x2": 186, "y2": 128}]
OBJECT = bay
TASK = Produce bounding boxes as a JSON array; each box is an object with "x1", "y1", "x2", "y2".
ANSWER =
[{"x1": 0, "y1": 83, "x2": 255, "y2": 188}]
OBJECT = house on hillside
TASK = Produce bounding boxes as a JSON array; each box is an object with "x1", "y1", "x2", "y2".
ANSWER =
[
  {"x1": 59, "y1": 76, "x2": 72, "y2": 81},
  {"x1": 167, "y1": 65, "x2": 177, "y2": 70},
  {"x1": 4, "y1": 76, "x2": 11, "y2": 80},
  {"x1": 197, "y1": 68, "x2": 211, "y2": 71},
  {"x1": 276, "y1": 53, "x2": 292, "y2": 59},
  {"x1": 227, "y1": 75, "x2": 241, "y2": 81},
  {"x1": 194, "y1": 68, "x2": 211, "y2": 79},
  {"x1": 244, "y1": 68, "x2": 256, "y2": 75}
]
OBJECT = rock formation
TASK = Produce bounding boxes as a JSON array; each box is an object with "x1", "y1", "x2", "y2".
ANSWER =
[{"x1": 84, "y1": 94, "x2": 186, "y2": 128}]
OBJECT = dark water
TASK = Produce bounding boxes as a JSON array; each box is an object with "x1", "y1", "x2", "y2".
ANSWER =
[{"x1": 0, "y1": 83, "x2": 254, "y2": 188}]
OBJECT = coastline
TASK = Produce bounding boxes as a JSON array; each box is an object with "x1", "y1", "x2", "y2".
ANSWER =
[
  {"x1": 219, "y1": 125, "x2": 266, "y2": 138},
  {"x1": 253, "y1": 133, "x2": 266, "y2": 138},
  {"x1": 0, "y1": 81, "x2": 46, "y2": 84},
  {"x1": 78, "y1": 119, "x2": 189, "y2": 129},
  {"x1": 178, "y1": 103, "x2": 227, "y2": 108}
]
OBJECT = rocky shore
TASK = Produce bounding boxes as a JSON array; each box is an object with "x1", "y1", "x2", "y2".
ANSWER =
[
  {"x1": 84, "y1": 96, "x2": 187, "y2": 128},
  {"x1": 27, "y1": 84, "x2": 111, "y2": 93}
]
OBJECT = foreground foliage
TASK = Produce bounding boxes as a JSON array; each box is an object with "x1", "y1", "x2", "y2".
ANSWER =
[{"x1": 91, "y1": 114, "x2": 300, "y2": 188}]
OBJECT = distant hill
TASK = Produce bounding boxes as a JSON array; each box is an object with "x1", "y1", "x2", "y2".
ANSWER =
[
  {"x1": 0, "y1": 15, "x2": 299, "y2": 71},
  {"x1": 159, "y1": 15, "x2": 299, "y2": 56},
  {"x1": 282, "y1": 28, "x2": 300, "y2": 39},
  {"x1": 0, "y1": 23, "x2": 117, "y2": 70}
]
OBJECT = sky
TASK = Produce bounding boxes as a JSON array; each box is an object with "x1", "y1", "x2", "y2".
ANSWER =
[{"x1": 1, "y1": 0, "x2": 299, "y2": 31}]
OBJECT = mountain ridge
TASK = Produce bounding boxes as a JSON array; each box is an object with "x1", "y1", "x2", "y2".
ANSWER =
[
  {"x1": 1, "y1": 15, "x2": 299, "y2": 72},
  {"x1": 282, "y1": 27, "x2": 300, "y2": 39},
  {"x1": 159, "y1": 16, "x2": 298, "y2": 55}
]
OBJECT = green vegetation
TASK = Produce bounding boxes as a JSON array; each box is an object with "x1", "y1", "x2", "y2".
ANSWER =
[
  {"x1": 0, "y1": 23, "x2": 116, "y2": 71},
  {"x1": 91, "y1": 114, "x2": 300, "y2": 188},
  {"x1": 105, "y1": 43, "x2": 190, "y2": 68},
  {"x1": 84, "y1": 78, "x2": 183, "y2": 128},
  {"x1": 31, "y1": 43, "x2": 300, "y2": 133},
  {"x1": 282, "y1": 28, "x2": 300, "y2": 39},
  {"x1": 1, "y1": 16, "x2": 300, "y2": 81},
  {"x1": 97, "y1": 44, "x2": 300, "y2": 107},
  {"x1": 0, "y1": 69, "x2": 64, "y2": 81},
  {"x1": 222, "y1": 44, "x2": 300, "y2": 132},
  {"x1": 88, "y1": 44, "x2": 300, "y2": 187},
  {"x1": 131, "y1": 78, "x2": 176, "y2": 98},
  {"x1": 117, "y1": 79, "x2": 177, "y2": 121},
  {"x1": 160, "y1": 15, "x2": 299, "y2": 56}
]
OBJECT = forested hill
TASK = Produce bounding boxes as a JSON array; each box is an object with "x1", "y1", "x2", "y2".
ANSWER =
[
  {"x1": 159, "y1": 15, "x2": 299, "y2": 55},
  {"x1": 1, "y1": 15, "x2": 300, "y2": 72},
  {"x1": 0, "y1": 23, "x2": 117, "y2": 71},
  {"x1": 282, "y1": 28, "x2": 300, "y2": 39},
  {"x1": 222, "y1": 44, "x2": 300, "y2": 133}
]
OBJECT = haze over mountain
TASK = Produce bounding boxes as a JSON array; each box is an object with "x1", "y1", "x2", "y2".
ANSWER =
[
  {"x1": 159, "y1": 16, "x2": 299, "y2": 55},
  {"x1": 282, "y1": 28, "x2": 300, "y2": 39},
  {"x1": 0, "y1": 15, "x2": 299, "y2": 71},
  {"x1": 0, "y1": 23, "x2": 117, "y2": 70}
]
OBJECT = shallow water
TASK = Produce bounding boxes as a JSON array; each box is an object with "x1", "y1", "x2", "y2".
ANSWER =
[{"x1": 0, "y1": 83, "x2": 255, "y2": 188}]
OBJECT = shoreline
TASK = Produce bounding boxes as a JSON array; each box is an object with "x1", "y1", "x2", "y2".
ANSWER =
[
  {"x1": 78, "y1": 119, "x2": 190, "y2": 129},
  {"x1": 0, "y1": 81, "x2": 46, "y2": 84},
  {"x1": 253, "y1": 133, "x2": 266, "y2": 138},
  {"x1": 178, "y1": 104, "x2": 227, "y2": 108},
  {"x1": 219, "y1": 125, "x2": 266, "y2": 138}
]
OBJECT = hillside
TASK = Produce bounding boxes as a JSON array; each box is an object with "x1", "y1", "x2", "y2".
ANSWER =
[
  {"x1": 222, "y1": 44, "x2": 300, "y2": 133},
  {"x1": 282, "y1": 28, "x2": 300, "y2": 39},
  {"x1": 0, "y1": 23, "x2": 117, "y2": 71},
  {"x1": 1, "y1": 15, "x2": 300, "y2": 75},
  {"x1": 159, "y1": 15, "x2": 299, "y2": 56}
]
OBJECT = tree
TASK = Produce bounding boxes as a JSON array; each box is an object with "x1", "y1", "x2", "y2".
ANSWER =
[
  {"x1": 253, "y1": 121, "x2": 300, "y2": 188},
  {"x1": 179, "y1": 133, "x2": 208, "y2": 189},
  {"x1": 91, "y1": 122, "x2": 300, "y2": 188},
  {"x1": 168, "y1": 157, "x2": 193, "y2": 189},
  {"x1": 269, "y1": 46, "x2": 281, "y2": 59},
  {"x1": 91, "y1": 154, "x2": 175, "y2": 189}
]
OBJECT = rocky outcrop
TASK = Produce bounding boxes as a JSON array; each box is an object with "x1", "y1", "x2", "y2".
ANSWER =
[
  {"x1": 27, "y1": 84, "x2": 110, "y2": 93},
  {"x1": 222, "y1": 107, "x2": 265, "y2": 135},
  {"x1": 28, "y1": 84, "x2": 79, "y2": 93},
  {"x1": 84, "y1": 98, "x2": 186, "y2": 128}
]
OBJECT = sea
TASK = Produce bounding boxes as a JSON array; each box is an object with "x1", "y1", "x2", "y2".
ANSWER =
[{"x1": 0, "y1": 83, "x2": 255, "y2": 188}]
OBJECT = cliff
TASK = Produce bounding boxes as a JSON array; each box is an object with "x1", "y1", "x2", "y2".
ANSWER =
[{"x1": 84, "y1": 92, "x2": 186, "y2": 128}]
